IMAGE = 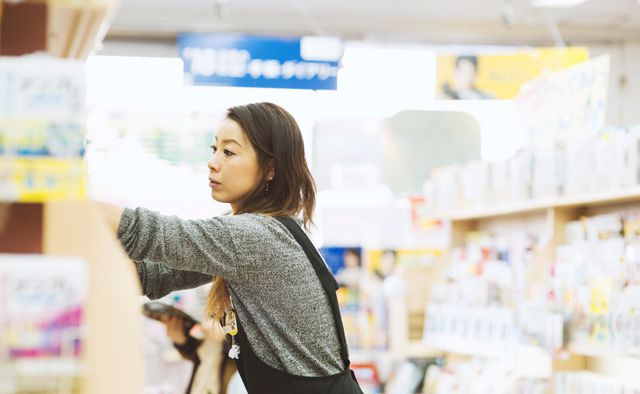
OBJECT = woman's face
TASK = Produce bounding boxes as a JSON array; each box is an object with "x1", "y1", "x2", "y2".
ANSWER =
[
  {"x1": 208, "y1": 119, "x2": 263, "y2": 213},
  {"x1": 454, "y1": 59, "x2": 476, "y2": 90}
]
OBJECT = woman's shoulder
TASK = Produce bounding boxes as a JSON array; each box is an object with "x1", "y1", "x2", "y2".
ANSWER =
[
  {"x1": 210, "y1": 212, "x2": 275, "y2": 225},
  {"x1": 208, "y1": 213, "x2": 295, "y2": 238},
  {"x1": 214, "y1": 212, "x2": 300, "y2": 224},
  {"x1": 210, "y1": 214, "x2": 305, "y2": 261}
]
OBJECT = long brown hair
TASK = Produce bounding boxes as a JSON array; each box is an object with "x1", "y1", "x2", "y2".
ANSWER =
[{"x1": 206, "y1": 103, "x2": 316, "y2": 331}]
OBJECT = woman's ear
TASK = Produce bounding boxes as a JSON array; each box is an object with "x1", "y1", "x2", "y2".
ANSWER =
[{"x1": 266, "y1": 159, "x2": 275, "y2": 180}]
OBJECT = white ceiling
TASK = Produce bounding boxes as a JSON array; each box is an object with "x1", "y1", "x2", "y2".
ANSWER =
[{"x1": 108, "y1": 0, "x2": 640, "y2": 45}]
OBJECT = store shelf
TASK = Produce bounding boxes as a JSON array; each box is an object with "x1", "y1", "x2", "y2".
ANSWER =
[
  {"x1": 422, "y1": 338, "x2": 510, "y2": 359},
  {"x1": 47, "y1": 0, "x2": 117, "y2": 59},
  {"x1": 438, "y1": 186, "x2": 640, "y2": 221},
  {"x1": 350, "y1": 349, "x2": 390, "y2": 363},
  {"x1": 0, "y1": 0, "x2": 118, "y2": 59},
  {"x1": 350, "y1": 343, "x2": 441, "y2": 363},
  {"x1": 569, "y1": 342, "x2": 640, "y2": 359},
  {"x1": 418, "y1": 340, "x2": 553, "y2": 378},
  {"x1": 401, "y1": 341, "x2": 442, "y2": 359},
  {"x1": 11, "y1": 358, "x2": 83, "y2": 377}
]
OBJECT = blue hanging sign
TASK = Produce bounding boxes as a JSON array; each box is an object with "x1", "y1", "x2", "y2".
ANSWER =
[{"x1": 178, "y1": 33, "x2": 341, "y2": 90}]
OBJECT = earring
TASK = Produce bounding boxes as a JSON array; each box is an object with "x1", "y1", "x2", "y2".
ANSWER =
[{"x1": 263, "y1": 179, "x2": 272, "y2": 196}]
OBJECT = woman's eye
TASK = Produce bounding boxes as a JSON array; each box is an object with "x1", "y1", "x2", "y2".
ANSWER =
[
  {"x1": 210, "y1": 145, "x2": 217, "y2": 152},
  {"x1": 223, "y1": 149, "x2": 235, "y2": 157}
]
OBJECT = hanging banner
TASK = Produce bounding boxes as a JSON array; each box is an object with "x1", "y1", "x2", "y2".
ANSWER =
[
  {"x1": 436, "y1": 47, "x2": 589, "y2": 100},
  {"x1": 178, "y1": 33, "x2": 342, "y2": 90}
]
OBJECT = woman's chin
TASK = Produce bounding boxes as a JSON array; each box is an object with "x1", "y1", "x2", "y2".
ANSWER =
[{"x1": 211, "y1": 191, "x2": 223, "y2": 202}]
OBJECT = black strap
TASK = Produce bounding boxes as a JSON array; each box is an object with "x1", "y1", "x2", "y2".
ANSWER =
[{"x1": 275, "y1": 217, "x2": 351, "y2": 368}]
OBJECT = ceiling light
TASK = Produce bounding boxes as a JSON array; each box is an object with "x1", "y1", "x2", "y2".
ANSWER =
[
  {"x1": 300, "y1": 36, "x2": 343, "y2": 62},
  {"x1": 531, "y1": 0, "x2": 588, "y2": 8},
  {"x1": 214, "y1": 0, "x2": 230, "y2": 18}
]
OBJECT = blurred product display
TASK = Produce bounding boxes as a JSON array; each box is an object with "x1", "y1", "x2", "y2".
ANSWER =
[{"x1": 2, "y1": 0, "x2": 640, "y2": 393}]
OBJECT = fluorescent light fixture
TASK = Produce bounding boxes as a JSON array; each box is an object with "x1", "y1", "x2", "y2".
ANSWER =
[
  {"x1": 300, "y1": 36, "x2": 343, "y2": 62},
  {"x1": 531, "y1": 0, "x2": 588, "y2": 7}
]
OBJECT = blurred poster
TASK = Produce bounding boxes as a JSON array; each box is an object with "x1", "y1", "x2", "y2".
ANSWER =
[
  {"x1": 515, "y1": 55, "x2": 609, "y2": 147},
  {"x1": 319, "y1": 246, "x2": 363, "y2": 280},
  {"x1": 319, "y1": 246, "x2": 368, "y2": 348},
  {"x1": 368, "y1": 248, "x2": 440, "y2": 272},
  {"x1": 436, "y1": 47, "x2": 589, "y2": 100}
]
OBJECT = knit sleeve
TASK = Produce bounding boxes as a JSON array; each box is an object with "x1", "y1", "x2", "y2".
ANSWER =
[
  {"x1": 117, "y1": 207, "x2": 239, "y2": 280},
  {"x1": 135, "y1": 260, "x2": 212, "y2": 300}
]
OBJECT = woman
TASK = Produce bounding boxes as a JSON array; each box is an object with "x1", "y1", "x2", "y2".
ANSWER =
[{"x1": 100, "y1": 103, "x2": 363, "y2": 394}]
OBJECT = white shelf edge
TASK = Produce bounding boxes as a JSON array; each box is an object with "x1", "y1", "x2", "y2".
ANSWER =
[
  {"x1": 569, "y1": 343, "x2": 640, "y2": 359},
  {"x1": 421, "y1": 338, "x2": 510, "y2": 359},
  {"x1": 11, "y1": 357, "x2": 83, "y2": 376},
  {"x1": 401, "y1": 341, "x2": 442, "y2": 358},
  {"x1": 437, "y1": 186, "x2": 640, "y2": 221}
]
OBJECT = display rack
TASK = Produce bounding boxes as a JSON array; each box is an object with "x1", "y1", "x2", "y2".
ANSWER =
[
  {"x1": 439, "y1": 186, "x2": 640, "y2": 222},
  {"x1": 413, "y1": 187, "x2": 640, "y2": 386},
  {"x1": 0, "y1": 1, "x2": 144, "y2": 393},
  {"x1": 0, "y1": 0, "x2": 117, "y2": 58}
]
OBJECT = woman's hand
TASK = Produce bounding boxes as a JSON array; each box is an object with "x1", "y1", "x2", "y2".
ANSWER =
[{"x1": 165, "y1": 316, "x2": 187, "y2": 345}]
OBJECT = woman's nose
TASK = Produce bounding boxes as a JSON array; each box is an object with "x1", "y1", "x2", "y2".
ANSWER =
[{"x1": 208, "y1": 154, "x2": 220, "y2": 171}]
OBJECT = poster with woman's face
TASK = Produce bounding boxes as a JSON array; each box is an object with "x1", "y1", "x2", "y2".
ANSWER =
[
  {"x1": 436, "y1": 47, "x2": 588, "y2": 100},
  {"x1": 319, "y1": 246, "x2": 362, "y2": 275}
]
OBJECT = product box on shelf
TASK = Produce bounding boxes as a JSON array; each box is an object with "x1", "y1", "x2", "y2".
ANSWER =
[
  {"x1": 0, "y1": 254, "x2": 88, "y2": 392},
  {"x1": 532, "y1": 147, "x2": 564, "y2": 200},
  {"x1": 424, "y1": 124, "x2": 640, "y2": 216},
  {"x1": 593, "y1": 130, "x2": 632, "y2": 192},
  {"x1": 488, "y1": 159, "x2": 510, "y2": 206},
  {"x1": 508, "y1": 148, "x2": 533, "y2": 203},
  {"x1": 624, "y1": 212, "x2": 640, "y2": 241},
  {"x1": 518, "y1": 304, "x2": 565, "y2": 352},
  {"x1": 618, "y1": 127, "x2": 640, "y2": 189},
  {"x1": 0, "y1": 56, "x2": 87, "y2": 202},
  {"x1": 431, "y1": 164, "x2": 462, "y2": 213},
  {"x1": 564, "y1": 220, "x2": 587, "y2": 245},
  {"x1": 423, "y1": 352, "x2": 545, "y2": 394},
  {"x1": 562, "y1": 127, "x2": 640, "y2": 196},
  {"x1": 584, "y1": 213, "x2": 623, "y2": 243},
  {"x1": 461, "y1": 160, "x2": 489, "y2": 210},
  {"x1": 424, "y1": 303, "x2": 517, "y2": 355},
  {"x1": 593, "y1": 132, "x2": 617, "y2": 192},
  {"x1": 0, "y1": 157, "x2": 87, "y2": 202},
  {"x1": 564, "y1": 135, "x2": 596, "y2": 196},
  {"x1": 0, "y1": 117, "x2": 86, "y2": 157},
  {"x1": 554, "y1": 372, "x2": 640, "y2": 394},
  {"x1": 553, "y1": 211, "x2": 640, "y2": 354}
]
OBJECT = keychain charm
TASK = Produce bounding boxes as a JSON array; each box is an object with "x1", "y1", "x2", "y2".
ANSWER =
[
  {"x1": 223, "y1": 310, "x2": 240, "y2": 359},
  {"x1": 222, "y1": 310, "x2": 238, "y2": 335},
  {"x1": 228, "y1": 339, "x2": 240, "y2": 359}
]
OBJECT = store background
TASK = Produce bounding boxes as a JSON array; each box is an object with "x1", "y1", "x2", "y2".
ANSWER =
[{"x1": 1, "y1": 0, "x2": 640, "y2": 393}]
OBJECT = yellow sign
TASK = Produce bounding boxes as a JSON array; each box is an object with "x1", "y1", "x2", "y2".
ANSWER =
[
  {"x1": 0, "y1": 157, "x2": 86, "y2": 202},
  {"x1": 436, "y1": 47, "x2": 589, "y2": 99},
  {"x1": 367, "y1": 249, "x2": 442, "y2": 274}
]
